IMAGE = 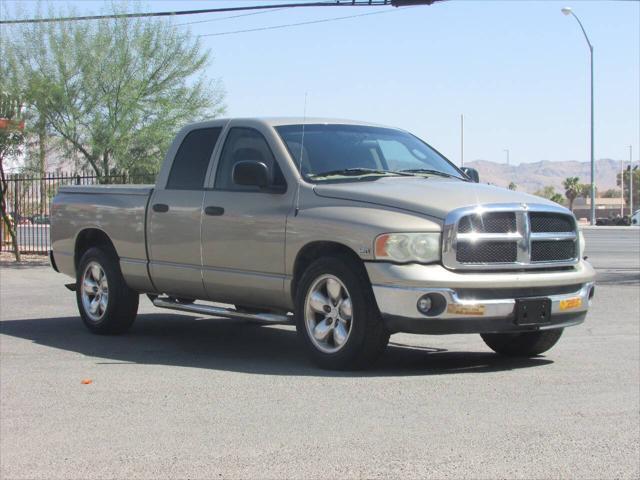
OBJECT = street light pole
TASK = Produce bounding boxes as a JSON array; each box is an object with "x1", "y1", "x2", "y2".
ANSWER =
[
  {"x1": 503, "y1": 149, "x2": 510, "y2": 166},
  {"x1": 562, "y1": 7, "x2": 595, "y2": 225}
]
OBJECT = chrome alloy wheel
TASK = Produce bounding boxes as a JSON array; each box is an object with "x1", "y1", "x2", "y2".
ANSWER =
[
  {"x1": 304, "y1": 274, "x2": 353, "y2": 354},
  {"x1": 81, "y1": 261, "x2": 109, "y2": 322}
]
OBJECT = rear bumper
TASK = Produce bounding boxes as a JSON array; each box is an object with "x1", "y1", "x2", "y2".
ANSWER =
[{"x1": 366, "y1": 260, "x2": 596, "y2": 335}]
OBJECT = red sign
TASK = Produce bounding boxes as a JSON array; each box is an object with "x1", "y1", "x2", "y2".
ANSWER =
[{"x1": 0, "y1": 118, "x2": 25, "y2": 130}]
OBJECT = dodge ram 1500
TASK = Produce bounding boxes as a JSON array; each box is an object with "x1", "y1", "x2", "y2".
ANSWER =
[{"x1": 50, "y1": 118, "x2": 595, "y2": 369}]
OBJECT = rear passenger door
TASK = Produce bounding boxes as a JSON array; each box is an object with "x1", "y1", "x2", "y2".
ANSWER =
[{"x1": 148, "y1": 126, "x2": 222, "y2": 298}]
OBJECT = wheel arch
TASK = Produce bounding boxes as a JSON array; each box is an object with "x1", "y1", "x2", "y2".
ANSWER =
[
  {"x1": 291, "y1": 241, "x2": 371, "y2": 302},
  {"x1": 74, "y1": 228, "x2": 118, "y2": 271}
]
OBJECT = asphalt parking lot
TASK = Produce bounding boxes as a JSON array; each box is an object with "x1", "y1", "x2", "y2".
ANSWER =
[{"x1": 1, "y1": 228, "x2": 638, "y2": 479}]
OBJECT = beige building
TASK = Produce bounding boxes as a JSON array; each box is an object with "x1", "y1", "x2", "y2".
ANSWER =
[{"x1": 573, "y1": 196, "x2": 627, "y2": 221}]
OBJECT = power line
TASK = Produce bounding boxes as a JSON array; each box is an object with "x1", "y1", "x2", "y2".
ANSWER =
[
  {"x1": 173, "y1": 8, "x2": 287, "y2": 27},
  {"x1": 0, "y1": 1, "x2": 394, "y2": 25},
  {"x1": 198, "y1": 7, "x2": 410, "y2": 38}
]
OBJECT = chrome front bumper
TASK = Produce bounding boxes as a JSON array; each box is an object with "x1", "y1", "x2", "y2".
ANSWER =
[{"x1": 366, "y1": 260, "x2": 596, "y2": 335}]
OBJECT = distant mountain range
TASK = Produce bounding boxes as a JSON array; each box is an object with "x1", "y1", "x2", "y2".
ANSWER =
[{"x1": 465, "y1": 159, "x2": 623, "y2": 194}]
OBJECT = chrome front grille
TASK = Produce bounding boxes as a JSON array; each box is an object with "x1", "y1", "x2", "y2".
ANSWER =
[
  {"x1": 529, "y1": 212, "x2": 573, "y2": 232},
  {"x1": 456, "y1": 241, "x2": 518, "y2": 263},
  {"x1": 531, "y1": 240, "x2": 576, "y2": 262},
  {"x1": 442, "y1": 203, "x2": 579, "y2": 270},
  {"x1": 457, "y1": 212, "x2": 516, "y2": 233}
]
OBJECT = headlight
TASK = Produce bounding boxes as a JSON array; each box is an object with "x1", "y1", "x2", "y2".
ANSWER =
[
  {"x1": 579, "y1": 229, "x2": 585, "y2": 258},
  {"x1": 374, "y1": 233, "x2": 441, "y2": 263}
]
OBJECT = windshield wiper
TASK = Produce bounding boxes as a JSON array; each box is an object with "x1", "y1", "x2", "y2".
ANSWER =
[
  {"x1": 399, "y1": 168, "x2": 459, "y2": 179},
  {"x1": 309, "y1": 168, "x2": 413, "y2": 179}
]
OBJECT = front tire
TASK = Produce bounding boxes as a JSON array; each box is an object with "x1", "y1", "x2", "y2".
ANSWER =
[
  {"x1": 295, "y1": 256, "x2": 389, "y2": 370},
  {"x1": 76, "y1": 247, "x2": 139, "y2": 334},
  {"x1": 481, "y1": 329, "x2": 564, "y2": 357}
]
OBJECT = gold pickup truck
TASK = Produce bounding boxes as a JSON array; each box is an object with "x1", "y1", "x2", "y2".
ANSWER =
[{"x1": 50, "y1": 118, "x2": 595, "y2": 369}]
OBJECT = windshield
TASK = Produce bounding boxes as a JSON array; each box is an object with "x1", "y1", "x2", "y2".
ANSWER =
[{"x1": 275, "y1": 124, "x2": 464, "y2": 181}]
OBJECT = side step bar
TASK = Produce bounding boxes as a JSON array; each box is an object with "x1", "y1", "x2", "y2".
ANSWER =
[{"x1": 152, "y1": 297, "x2": 293, "y2": 325}]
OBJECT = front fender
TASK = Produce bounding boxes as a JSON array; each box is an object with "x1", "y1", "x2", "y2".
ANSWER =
[{"x1": 285, "y1": 203, "x2": 442, "y2": 275}]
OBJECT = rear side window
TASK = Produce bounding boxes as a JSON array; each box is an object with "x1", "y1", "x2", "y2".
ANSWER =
[{"x1": 166, "y1": 127, "x2": 222, "y2": 189}]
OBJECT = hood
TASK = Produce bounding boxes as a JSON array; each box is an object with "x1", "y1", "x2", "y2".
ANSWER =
[{"x1": 313, "y1": 177, "x2": 561, "y2": 220}]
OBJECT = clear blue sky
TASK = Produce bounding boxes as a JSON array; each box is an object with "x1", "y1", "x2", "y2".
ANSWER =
[{"x1": 2, "y1": 0, "x2": 639, "y2": 165}]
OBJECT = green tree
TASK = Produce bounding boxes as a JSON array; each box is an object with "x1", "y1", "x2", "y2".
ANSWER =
[
  {"x1": 534, "y1": 185, "x2": 565, "y2": 206},
  {"x1": 601, "y1": 188, "x2": 621, "y2": 198},
  {"x1": 578, "y1": 183, "x2": 594, "y2": 199},
  {"x1": 563, "y1": 177, "x2": 581, "y2": 212},
  {"x1": 1, "y1": 34, "x2": 51, "y2": 213},
  {"x1": 508, "y1": 181, "x2": 517, "y2": 191},
  {"x1": 550, "y1": 193, "x2": 565, "y2": 205},
  {"x1": 6, "y1": 7, "x2": 225, "y2": 181},
  {"x1": 534, "y1": 185, "x2": 557, "y2": 200},
  {"x1": 617, "y1": 167, "x2": 640, "y2": 212},
  {"x1": 0, "y1": 91, "x2": 25, "y2": 261}
]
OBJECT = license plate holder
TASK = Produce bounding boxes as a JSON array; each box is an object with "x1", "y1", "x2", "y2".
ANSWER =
[{"x1": 515, "y1": 298, "x2": 552, "y2": 326}]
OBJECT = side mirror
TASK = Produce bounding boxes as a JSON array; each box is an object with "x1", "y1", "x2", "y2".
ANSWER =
[
  {"x1": 461, "y1": 167, "x2": 480, "y2": 183},
  {"x1": 233, "y1": 161, "x2": 270, "y2": 188}
]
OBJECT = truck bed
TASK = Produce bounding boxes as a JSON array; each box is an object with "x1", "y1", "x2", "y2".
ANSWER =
[{"x1": 51, "y1": 184, "x2": 155, "y2": 292}]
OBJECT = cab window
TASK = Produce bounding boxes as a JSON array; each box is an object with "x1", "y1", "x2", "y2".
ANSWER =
[{"x1": 214, "y1": 127, "x2": 286, "y2": 191}]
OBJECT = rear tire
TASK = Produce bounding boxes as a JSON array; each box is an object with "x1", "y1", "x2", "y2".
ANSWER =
[
  {"x1": 481, "y1": 329, "x2": 563, "y2": 357},
  {"x1": 76, "y1": 247, "x2": 139, "y2": 334},
  {"x1": 295, "y1": 256, "x2": 389, "y2": 370}
]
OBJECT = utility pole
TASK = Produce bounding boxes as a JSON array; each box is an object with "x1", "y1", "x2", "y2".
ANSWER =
[
  {"x1": 620, "y1": 158, "x2": 624, "y2": 216},
  {"x1": 503, "y1": 149, "x2": 510, "y2": 166},
  {"x1": 630, "y1": 145, "x2": 634, "y2": 215},
  {"x1": 460, "y1": 114, "x2": 464, "y2": 167}
]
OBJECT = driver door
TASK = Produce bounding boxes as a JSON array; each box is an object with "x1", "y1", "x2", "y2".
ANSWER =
[{"x1": 200, "y1": 125, "x2": 294, "y2": 308}]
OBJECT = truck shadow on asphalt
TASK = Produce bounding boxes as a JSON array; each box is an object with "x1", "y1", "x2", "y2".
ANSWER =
[{"x1": 0, "y1": 313, "x2": 553, "y2": 376}]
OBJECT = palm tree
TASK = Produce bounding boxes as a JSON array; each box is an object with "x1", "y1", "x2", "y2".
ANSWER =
[{"x1": 563, "y1": 176, "x2": 580, "y2": 212}]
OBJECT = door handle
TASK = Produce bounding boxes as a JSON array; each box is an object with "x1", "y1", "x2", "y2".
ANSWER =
[
  {"x1": 152, "y1": 203, "x2": 169, "y2": 213},
  {"x1": 204, "y1": 206, "x2": 225, "y2": 216}
]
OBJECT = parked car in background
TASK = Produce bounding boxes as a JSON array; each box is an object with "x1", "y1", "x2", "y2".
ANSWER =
[
  {"x1": 50, "y1": 118, "x2": 596, "y2": 369},
  {"x1": 596, "y1": 215, "x2": 631, "y2": 226},
  {"x1": 31, "y1": 215, "x2": 50, "y2": 225},
  {"x1": 631, "y1": 209, "x2": 640, "y2": 226}
]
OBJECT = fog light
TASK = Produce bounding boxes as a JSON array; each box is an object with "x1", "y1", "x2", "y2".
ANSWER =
[
  {"x1": 416, "y1": 293, "x2": 447, "y2": 317},
  {"x1": 417, "y1": 295, "x2": 433, "y2": 314}
]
